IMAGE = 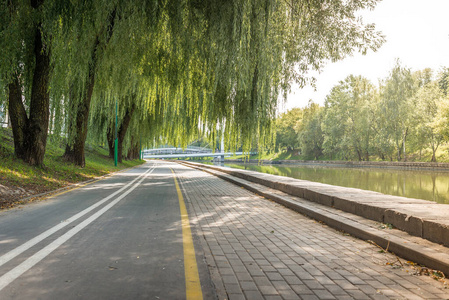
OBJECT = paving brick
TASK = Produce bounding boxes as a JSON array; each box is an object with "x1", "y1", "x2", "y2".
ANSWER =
[
  {"x1": 259, "y1": 285, "x2": 279, "y2": 295},
  {"x1": 303, "y1": 279, "x2": 325, "y2": 290},
  {"x1": 240, "y1": 281, "x2": 258, "y2": 291},
  {"x1": 224, "y1": 283, "x2": 242, "y2": 294},
  {"x1": 260, "y1": 265, "x2": 277, "y2": 272},
  {"x1": 344, "y1": 275, "x2": 367, "y2": 285},
  {"x1": 345, "y1": 289, "x2": 371, "y2": 299},
  {"x1": 292, "y1": 270, "x2": 314, "y2": 280},
  {"x1": 264, "y1": 296, "x2": 283, "y2": 300},
  {"x1": 231, "y1": 265, "x2": 248, "y2": 273},
  {"x1": 333, "y1": 279, "x2": 358, "y2": 290},
  {"x1": 312, "y1": 289, "x2": 336, "y2": 299},
  {"x1": 355, "y1": 284, "x2": 378, "y2": 295},
  {"x1": 278, "y1": 268, "x2": 295, "y2": 276},
  {"x1": 271, "y1": 280, "x2": 291, "y2": 290},
  {"x1": 314, "y1": 276, "x2": 334, "y2": 285},
  {"x1": 323, "y1": 284, "x2": 348, "y2": 296},
  {"x1": 369, "y1": 294, "x2": 390, "y2": 300},
  {"x1": 266, "y1": 272, "x2": 283, "y2": 281},
  {"x1": 218, "y1": 267, "x2": 234, "y2": 276},
  {"x1": 291, "y1": 284, "x2": 314, "y2": 295},
  {"x1": 253, "y1": 276, "x2": 272, "y2": 287},
  {"x1": 243, "y1": 290, "x2": 264, "y2": 300},
  {"x1": 278, "y1": 287, "x2": 301, "y2": 300},
  {"x1": 376, "y1": 289, "x2": 402, "y2": 299},
  {"x1": 299, "y1": 294, "x2": 320, "y2": 300},
  {"x1": 222, "y1": 275, "x2": 239, "y2": 284},
  {"x1": 235, "y1": 271, "x2": 253, "y2": 282},
  {"x1": 228, "y1": 294, "x2": 245, "y2": 300},
  {"x1": 245, "y1": 265, "x2": 264, "y2": 276}
]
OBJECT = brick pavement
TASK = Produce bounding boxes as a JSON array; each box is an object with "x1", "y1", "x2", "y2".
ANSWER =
[{"x1": 175, "y1": 164, "x2": 449, "y2": 300}]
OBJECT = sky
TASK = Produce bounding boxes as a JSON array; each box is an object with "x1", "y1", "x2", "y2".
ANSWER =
[{"x1": 282, "y1": 0, "x2": 449, "y2": 111}]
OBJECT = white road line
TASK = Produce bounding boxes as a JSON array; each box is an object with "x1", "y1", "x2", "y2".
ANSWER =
[
  {"x1": 0, "y1": 164, "x2": 155, "y2": 291},
  {"x1": 0, "y1": 163, "x2": 155, "y2": 269}
]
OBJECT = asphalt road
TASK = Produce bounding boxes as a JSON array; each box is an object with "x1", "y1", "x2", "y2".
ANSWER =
[{"x1": 0, "y1": 161, "x2": 214, "y2": 299}]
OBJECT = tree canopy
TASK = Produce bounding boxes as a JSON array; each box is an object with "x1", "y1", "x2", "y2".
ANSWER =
[
  {"x1": 275, "y1": 62, "x2": 449, "y2": 162},
  {"x1": 1, "y1": 0, "x2": 384, "y2": 166}
]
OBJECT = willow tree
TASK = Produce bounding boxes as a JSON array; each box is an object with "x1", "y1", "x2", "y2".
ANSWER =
[
  {"x1": 3, "y1": 0, "x2": 384, "y2": 167},
  {"x1": 413, "y1": 80, "x2": 445, "y2": 162},
  {"x1": 67, "y1": 0, "x2": 384, "y2": 165},
  {"x1": 322, "y1": 75, "x2": 376, "y2": 161},
  {"x1": 378, "y1": 61, "x2": 416, "y2": 161},
  {"x1": 188, "y1": 0, "x2": 384, "y2": 153},
  {"x1": 0, "y1": 0, "x2": 56, "y2": 166}
]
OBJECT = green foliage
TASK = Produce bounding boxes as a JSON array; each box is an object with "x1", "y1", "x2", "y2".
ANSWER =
[
  {"x1": 297, "y1": 101, "x2": 324, "y2": 160},
  {"x1": 438, "y1": 67, "x2": 449, "y2": 96},
  {"x1": 377, "y1": 60, "x2": 416, "y2": 161},
  {"x1": 273, "y1": 63, "x2": 449, "y2": 162},
  {"x1": 322, "y1": 75, "x2": 376, "y2": 160},
  {"x1": 276, "y1": 108, "x2": 302, "y2": 151},
  {"x1": 1, "y1": 0, "x2": 385, "y2": 166},
  {"x1": 411, "y1": 79, "x2": 445, "y2": 161}
]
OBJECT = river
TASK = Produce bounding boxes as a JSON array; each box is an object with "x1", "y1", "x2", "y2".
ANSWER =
[{"x1": 220, "y1": 162, "x2": 449, "y2": 204}]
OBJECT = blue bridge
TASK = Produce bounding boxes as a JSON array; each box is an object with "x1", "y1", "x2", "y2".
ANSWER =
[{"x1": 142, "y1": 146, "x2": 244, "y2": 161}]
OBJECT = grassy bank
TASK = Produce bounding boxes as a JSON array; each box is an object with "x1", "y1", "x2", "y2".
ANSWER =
[
  {"x1": 224, "y1": 150, "x2": 301, "y2": 161},
  {"x1": 0, "y1": 128, "x2": 144, "y2": 209},
  {"x1": 224, "y1": 147, "x2": 449, "y2": 162}
]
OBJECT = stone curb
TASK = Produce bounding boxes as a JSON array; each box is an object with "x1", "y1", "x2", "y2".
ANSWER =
[
  {"x1": 180, "y1": 161, "x2": 449, "y2": 248},
  {"x1": 177, "y1": 161, "x2": 449, "y2": 276}
]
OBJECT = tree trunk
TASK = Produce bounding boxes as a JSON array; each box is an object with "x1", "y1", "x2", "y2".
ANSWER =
[
  {"x1": 64, "y1": 69, "x2": 95, "y2": 167},
  {"x1": 106, "y1": 125, "x2": 114, "y2": 158},
  {"x1": 26, "y1": 25, "x2": 51, "y2": 166},
  {"x1": 364, "y1": 151, "x2": 369, "y2": 161},
  {"x1": 64, "y1": 9, "x2": 116, "y2": 167},
  {"x1": 356, "y1": 149, "x2": 362, "y2": 161},
  {"x1": 117, "y1": 104, "x2": 135, "y2": 163},
  {"x1": 431, "y1": 144, "x2": 437, "y2": 162},
  {"x1": 8, "y1": 76, "x2": 28, "y2": 159},
  {"x1": 402, "y1": 128, "x2": 408, "y2": 162},
  {"x1": 126, "y1": 138, "x2": 139, "y2": 160},
  {"x1": 8, "y1": 20, "x2": 50, "y2": 166}
]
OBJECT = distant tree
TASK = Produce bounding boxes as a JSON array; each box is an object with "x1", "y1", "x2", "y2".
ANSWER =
[
  {"x1": 413, "y1": 81, "x2": 445, "y2": 162},
  {"x1": 378, "y1": 61, "x2": 415, "y2": 161},
  {"x1": 276, "y1": 108, "x2": 302, "y2": 151},
  {"x1": 297, "y1": 101, "x2": 324, "y2": 160},
  {"x1": 438, "y1": 67, "x2": 449, "y2": 96},
  {"x1": 322, "y1": 75, "x2": 376, "y2": 161}
]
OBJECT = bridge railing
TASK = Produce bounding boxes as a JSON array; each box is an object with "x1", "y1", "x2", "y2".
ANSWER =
[{"x1": 143, "y1": 146, "x2": 213, "y2": 155}]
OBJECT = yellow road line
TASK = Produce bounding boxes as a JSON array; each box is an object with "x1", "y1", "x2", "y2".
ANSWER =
[{"x1": 172, "y1": 169, "x2": 203, "y2": 300}]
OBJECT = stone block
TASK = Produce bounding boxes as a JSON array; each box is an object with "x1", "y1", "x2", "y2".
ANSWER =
[
  {"x1": 354, "y1": 203, "x2": 387, "y2": 223},
  {"x1": 423, "y1": 219, "x2": 449, "y2": 247},
  {"x1": 303, "y1": 189, "x2": 334, "y2": 207},
  {"x1": 384, "y1": 209, "x2": 423, "y2": 237}
]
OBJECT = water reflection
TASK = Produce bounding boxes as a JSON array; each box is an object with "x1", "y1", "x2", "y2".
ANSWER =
[{"x1": 224, "y1": 163, "x2": 449, "y2": 204}]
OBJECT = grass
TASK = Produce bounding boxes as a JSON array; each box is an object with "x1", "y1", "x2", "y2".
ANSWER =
[
  {"x1": 225, "y1": 149, "x2": 302, "y2": 161},
  {"x1": 0, "y1": 127, "x2": 144, "y2": 209}
]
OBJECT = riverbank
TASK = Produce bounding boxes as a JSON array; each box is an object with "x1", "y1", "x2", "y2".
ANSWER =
[
  {"x1": 224, "y1": 158, "x2": 449, "y2": 170},
  {"x1": 0, "y1": 128, "x2": 144, "y2": 209}
]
